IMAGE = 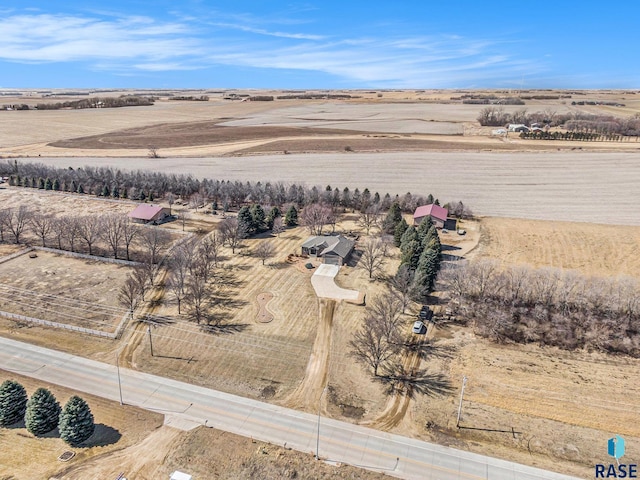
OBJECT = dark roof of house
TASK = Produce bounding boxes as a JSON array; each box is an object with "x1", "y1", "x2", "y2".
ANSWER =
[
  {"x1": 413, "y1": 204, "x2": 448, "y2": 222},
  {"x1": 302, "y1": 235, "x2": 354, "y2": 259},
  {"x1": 128, "y1": 204, "x2": 165, "y2": 221}
]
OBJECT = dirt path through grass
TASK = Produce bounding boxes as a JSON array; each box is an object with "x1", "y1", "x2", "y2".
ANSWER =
[{"x1": 285, "y1": 299, "x2": 336, "y2": 412}]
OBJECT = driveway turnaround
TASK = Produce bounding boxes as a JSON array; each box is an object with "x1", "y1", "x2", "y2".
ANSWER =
[
  {"x1": 311, "y1": 264, "x2": 361, "y2": 301},
  {"x1": 0, "y1": 336, "x2": 581, "y2": 480}
]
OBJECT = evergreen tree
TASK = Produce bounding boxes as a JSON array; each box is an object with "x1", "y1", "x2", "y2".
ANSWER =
[
  {"x1": 250, "y1": 204, "x2": 266, "y2": 232},
  {"x1": 101, "y1": 184, "x2": 110, "y2": 197},
  {"x1": 393, "y1": 218, "x2": 409, "y2": 247},
  {"x1": 416, "y1": 217, "x2": 434, "y2": 241},
  {"x1": 121, "y1": 188, "x2": 128, "y2": 199},
  {"x1": 44, "y1": 178, "x2": 53, "y2": 190},
  {"x1": 52, "y1": 178, "x2": 60, "y2": 191},
  {"x1": 285, "y1": 205, "x2": 298, "y2": 226},
  {"x1": 384, "y1": 201, "x2": 403, "y2": 233},
  {"x1": 38, "y1": 177, "x2": 45, "y2": 189},
  {"x1": 238, "y1": 206, "x2": 255, "y2": 235},
  {"x1": 341, "y1": 187, "x2": 352, "y2": 208},
  {"x1": 0, "y1": 380, "x2": 28, "y2": 426},
  {"x1": 400, "y1": 239, "x2": 421, "y2": 270},
  {"x1": 76, "y1": 183, "x2": 84, "y2": 194},
  {"x1": 25, "y1": 388, "x2": 61, "y2": 436},
  {"x1": 111, "y1": 185, "x2": 120, "y2": 198},
  {"x1": 425, "y1": 193, "x2": 434, "y2": 205},
  {"x1": 59, "y1": 396, "x2": 95, "y2": 446},
  {"x1": 265, "y1": 206, "x2": 281, "y2": 230},
  {"x1": 414, "y1": 247, "x2": 440, "y2": 293},
  {"x1": 69, "y1": 179, "x2": 77, "y2": 193}
]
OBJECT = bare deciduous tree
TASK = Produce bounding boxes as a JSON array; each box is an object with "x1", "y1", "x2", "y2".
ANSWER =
[
  {"x1": 50, "y1": 216, "x2": 66, "y2": 250},
  {"x1": 102, "y1": 214, "x2": 123, "y2": 259},
  {"x1": 140, "y1": 227, "x2": 171, "y2": 265},
  {"x1": 271, "y1": 216, "x2": 284, "y2": 237},
  {"x1": 301, "y1": 203, "x2": 332, "y2": 235},
  {"x1": 349, "y1": 292, "x2": 403, "y2": 376},
  {"x1": 392, "y1": 264, "x2": 415, "y2": 313},
  {"x1": 6, "y1": 206, "x2": 32, "y2": 244},
  {"x1": 358, "y1": 238, "x2": 386, "y2": 279},
  {"x1": 118, "y1": 275, "x2": 142, "y2": 319},
  {"x1": 62, "y1": 217, "x2": 81, "y2": 252},
  {"x1": 0, "y1": 209, "x2": 10, "y2": 242},
  {"x1": 120, "y1": 220, "x2": 140, "y2": 261},
  {"x1": 357, "y1": 205, "x2": 380, "y2": 235},
  {"x1": 218, "y1": 217, "x2": 246, "y2": 254},
  {"x1": 77, "y1": 215, "x2": 101, "y2": 255},
  {"x1": 30, "y1": 212, "x2": 54, "y2": 247},
  {"x1": 254, "y1": 241, "x2": 276, "y2": 266}
]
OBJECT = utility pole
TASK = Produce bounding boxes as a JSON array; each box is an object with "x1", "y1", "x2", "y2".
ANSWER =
[
  {"x1": 116, "y1": 350, "x2": 123, "y2": 406},
  {"x1": 147, "y1": 325, "x2": 154, "y2": 357},
  {"x1": 456, "y1": 376, "x2": 467, "y2": 428}
]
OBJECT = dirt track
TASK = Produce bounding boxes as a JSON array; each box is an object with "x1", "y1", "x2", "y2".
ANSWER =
[{"x1": 286, "y1": 299, "x2": 336, "y2": 412}]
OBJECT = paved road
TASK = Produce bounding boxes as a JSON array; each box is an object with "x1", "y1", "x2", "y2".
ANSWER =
[{"x1": 0, "y1": 337, "x2": 581, "y2": 480}]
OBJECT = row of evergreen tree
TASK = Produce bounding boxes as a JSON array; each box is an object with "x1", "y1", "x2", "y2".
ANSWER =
[
  {"x1": 0, "y1": 380, "x2": 94, "y2": 446},
  {"x1": 1, "y1": 160, "x2": 440, "y2": 213},
  {"x1": 383, "y1": 202, "x2": 443, "y2": 296}
]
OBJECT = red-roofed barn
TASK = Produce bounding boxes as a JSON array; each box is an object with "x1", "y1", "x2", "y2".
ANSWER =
[
  {"x1": 128, "y1": 204, "x2": 171, "y2": 224},
  {"x1": 413, "y1": 204, "x2": 448, "y2": 228}
]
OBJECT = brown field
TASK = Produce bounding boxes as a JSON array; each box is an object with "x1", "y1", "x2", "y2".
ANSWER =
[
  {"x1": 28, "y1": 150, "x2": 640, "y2": 226},
  {"x1": 0, "y1": 250, "x2": 131, "y2": 332},
  {"x1": 2, "y1": 89, "x2": 640, "y2": 159},
  {"x1": 474, "y1": 217, "x2": 640, "y2": 277}
]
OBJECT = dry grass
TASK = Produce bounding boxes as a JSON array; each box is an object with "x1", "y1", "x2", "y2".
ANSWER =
[
  {"x1": 0, "y1": 251, "x2": 131, "y2": 332},
  {"x1": 0, "y1": 372, "x2": 163, "y2": 480},
  {"x1": 474, "y1": 217, "x2": 640, "y2": 277}
]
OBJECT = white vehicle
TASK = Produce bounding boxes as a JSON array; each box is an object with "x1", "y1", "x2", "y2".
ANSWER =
[{"x1": 412, "y1": 320, "x2": 425, "y2": 334}]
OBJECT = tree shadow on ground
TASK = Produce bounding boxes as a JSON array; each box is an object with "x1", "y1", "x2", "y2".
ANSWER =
[
  {"x1": 199, "y1": 323, "x2": 248, "y2": 335},
  {"x1": 4, "y1": 418, "x2": 25, "y2": 429},
  {"x1": 85, "y1": 424, "x2": 122, "y2": 447},
  {"x1": 137, "y1": 313, "x2": 176, "y2": 326},
  {"x1": 441, "y1": 253, "x2": 465, "y2": 262},
  {"x1": 441, "y1": 244, "x2": 462, "y2": 252},
  {"x1": 376, "y1": 365, "x2": 453, "y2": 398},
  {"x1": 401, "y1": 340, "x2": 457, "y2": 361}
]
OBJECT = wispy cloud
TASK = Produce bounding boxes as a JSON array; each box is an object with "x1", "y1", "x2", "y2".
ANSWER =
[{"x1": 0, "y1": 11, "x2": 542, "y2": 86}]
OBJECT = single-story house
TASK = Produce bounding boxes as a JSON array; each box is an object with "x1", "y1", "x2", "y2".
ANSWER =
[
  {"x1": 128, "y1": 204, "x2": 171, "y2": 224},
  {"x1": 413, "y1": 204, "x2": 448, "y2": 229},
  {"x1": 302, "y1": 235, "x2": 355, "y2": 266}
]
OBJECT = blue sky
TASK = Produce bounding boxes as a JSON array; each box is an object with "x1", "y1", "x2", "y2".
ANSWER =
[{"x1": 1, "y1": 1, "x2": 638, "y2": 89}]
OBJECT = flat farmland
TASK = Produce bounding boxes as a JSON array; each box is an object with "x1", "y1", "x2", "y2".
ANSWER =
[
  {"x1": 475, "y1": 217, "x2": 640, "y2": 277},
  {"x1": 0, "y1": 251, "x2": 131, "y2": 333},
  {"x1": 34, "y1": 150, "x2": 640, "y2": 225}
]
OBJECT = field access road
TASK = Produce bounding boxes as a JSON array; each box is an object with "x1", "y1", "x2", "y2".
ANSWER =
[{"x1": 0, "y1": 336, "x2": 580, "y2": 480}]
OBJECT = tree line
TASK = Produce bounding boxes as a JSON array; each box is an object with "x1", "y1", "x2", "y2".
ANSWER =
[
  {"x1": 0, "y1": 380, "x2": 94, "y2": 446},
  {"x1": 1, "y1": 161, "x2": 458, "y2": 216},
  {"x1": 32, "y1": 96, "x2": 155, "y2": 110},
  {"x1": 439, "y1": 260, "x2": 640, "y2": 356},
  {"x1": 0, "y1": 205, "x2": 172, "y2": 263},
  {"x1": 477, "y1": 107, "x2": 640, "y2": 136}
]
